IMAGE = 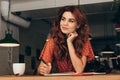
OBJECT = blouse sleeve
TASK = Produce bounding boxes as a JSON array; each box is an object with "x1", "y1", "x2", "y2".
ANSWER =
[
  {"x1": 39, "y1": 38, "x2": 54, "y2": 63},
  {"x1": 81, "y1": 40, "x2": 95, "y2": 62}
]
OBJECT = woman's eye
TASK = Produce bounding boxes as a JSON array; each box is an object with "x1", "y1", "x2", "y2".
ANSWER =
[
  {"x1": 61, "y1": 18, "x2": 65, "y2": 21},
  {"x1": 69, "y1": 20, "x2": 75, "y2": 23}
]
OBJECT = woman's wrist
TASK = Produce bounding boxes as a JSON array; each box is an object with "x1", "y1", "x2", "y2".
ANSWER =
[
  {"x1": 67, "y1": 40, "x2": 72, "y2": 44},
  {"x1": 67, "y1": 41, "x2": 73, "y2": 47}
]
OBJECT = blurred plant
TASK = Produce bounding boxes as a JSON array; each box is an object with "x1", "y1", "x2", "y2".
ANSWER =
[
  {"x1": 111, "y1": 0, "x2": 120, "y2": 11},
  {"x1": 112, "y1": 0, "x2": 120, "y2": 24}
]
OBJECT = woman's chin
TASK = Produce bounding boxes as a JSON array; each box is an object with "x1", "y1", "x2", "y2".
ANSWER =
[
  {"x1": 61, "y1": 30, "x2": 69, "y2": 34},
  {"x1": 62, "y1": 32, "x2": 69, "y2": 35}
]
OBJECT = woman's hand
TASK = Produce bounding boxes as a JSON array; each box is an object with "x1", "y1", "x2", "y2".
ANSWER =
[
  {"x1": 67, "y1": 31, "x2": 78, "y2": 43},
  {"x1": 37, "y1": 62, "x2": 52, "y2": 75}
]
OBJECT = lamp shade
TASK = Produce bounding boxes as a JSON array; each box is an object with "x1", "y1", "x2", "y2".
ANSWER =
[{"x1": 0, "y1": 33, "x2": 20, "y2": 47}]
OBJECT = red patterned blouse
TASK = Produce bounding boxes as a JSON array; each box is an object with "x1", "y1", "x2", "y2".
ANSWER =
[{"x1": 39, "y1": 38, "x2": 94, "y2": 73}]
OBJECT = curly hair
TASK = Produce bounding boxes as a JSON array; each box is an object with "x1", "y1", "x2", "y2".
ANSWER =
[{"x1": 51, "y1": 5, "x2": 89, "y2": 60}]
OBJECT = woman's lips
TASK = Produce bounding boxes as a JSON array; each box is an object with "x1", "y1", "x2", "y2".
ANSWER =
[{"x1": 62, "y1": 27, "x2": 69, "y2": 30}]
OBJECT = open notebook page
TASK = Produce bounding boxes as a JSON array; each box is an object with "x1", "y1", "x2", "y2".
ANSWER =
[{"x1": 43, "y1": 72, "x2": 106, "y2": 76}]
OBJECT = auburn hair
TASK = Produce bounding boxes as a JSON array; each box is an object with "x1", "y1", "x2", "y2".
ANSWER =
[{"x1": 51, "y1": 5, "x2": 89, "y2": 60}]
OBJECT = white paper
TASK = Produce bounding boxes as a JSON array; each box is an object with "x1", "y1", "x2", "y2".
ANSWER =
[{"x1": 43, "y1": 72, "x2": 106, "y2": 76}]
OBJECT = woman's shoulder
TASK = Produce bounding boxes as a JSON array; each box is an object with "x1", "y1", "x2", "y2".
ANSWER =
[
  {"x1": 46, "y1": 38, "x2": 55, "y2": 45},
  {"x1": 47, "y1": 38, "x2": 54, "y2": 42}
]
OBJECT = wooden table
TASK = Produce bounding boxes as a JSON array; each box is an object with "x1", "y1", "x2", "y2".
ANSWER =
[{"x1": 0, "y1": 74, "x2": 119, "y2": 80}]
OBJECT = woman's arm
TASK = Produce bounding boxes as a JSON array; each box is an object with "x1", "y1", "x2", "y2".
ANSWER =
[
  {"x1": 67, "y1": 41, "x2": 87, "y2": 73},
  {"x1": 37, "y1": 39, "x2": 54, "y2": 75},
  {"x1": 67, "y1": 32, "x2": 87, "y2": 73}
]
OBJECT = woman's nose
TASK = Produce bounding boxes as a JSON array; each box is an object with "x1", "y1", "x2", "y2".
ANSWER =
[{"x1": 63, "y1": 20, "x2": 68, "y2": 25}]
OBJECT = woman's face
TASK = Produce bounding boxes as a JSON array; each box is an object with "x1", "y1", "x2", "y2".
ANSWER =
[{"x1": 60, "y1": 11, "x2": 79, "y2": 35}]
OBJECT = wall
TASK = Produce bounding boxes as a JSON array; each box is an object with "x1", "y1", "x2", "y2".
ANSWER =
[
  {"x1": 19, "y1": 19, "x2": 51, "y2": 75},
  {"x1": 88, "y1": 13, "x2": 116, "y2": 38},
  {"x1": 88, "y1": 13, "x2": 117, "y2": 54}
]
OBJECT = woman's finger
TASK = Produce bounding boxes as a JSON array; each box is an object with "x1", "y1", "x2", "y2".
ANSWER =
[{"x1": 39, "y1": 67, "x2": 48, "y2": 74}]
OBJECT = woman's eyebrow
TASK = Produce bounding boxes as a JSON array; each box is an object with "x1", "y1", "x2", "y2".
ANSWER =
[
  {"x1": 62, "y1": 16, "x2": 76, "y2": 21},
  {"x1": 61, "y1": 16, "x2": 65, "y2": 18},
  {"x1": 69, "y1": 18, "x2": 76, "y2": 21}
]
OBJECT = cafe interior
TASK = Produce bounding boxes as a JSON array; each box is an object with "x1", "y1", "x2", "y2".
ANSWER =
[{"x1": 0, "y1": 0, "x2": 120, "y2": 78}]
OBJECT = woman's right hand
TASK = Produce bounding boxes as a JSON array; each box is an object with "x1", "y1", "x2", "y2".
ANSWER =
[
  {"x1": 67, "y1": 31, "x2": 78, "y2": 43},
  {"x1": 37, "y1": 62, "x2": 52, "y2": 75}
]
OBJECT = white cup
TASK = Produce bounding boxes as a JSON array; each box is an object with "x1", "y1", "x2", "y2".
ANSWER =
[{"x1": 13, "y1": 63, "x2": 26, "y2": 76}]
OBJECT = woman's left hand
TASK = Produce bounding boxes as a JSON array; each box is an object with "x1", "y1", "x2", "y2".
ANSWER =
[
  {"x1": 67, "y1": 32, "x2": 78, "y2": 43},
  {"x1": 37, "y1": 62, "x2": 52, "y2": 75}
]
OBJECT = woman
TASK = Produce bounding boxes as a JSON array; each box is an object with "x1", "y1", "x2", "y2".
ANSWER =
[{"x1": 37, "y1": 5, "x2": 94, "y2": 75}]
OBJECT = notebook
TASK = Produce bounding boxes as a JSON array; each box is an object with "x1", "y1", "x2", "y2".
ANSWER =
[{"x1": 43, "y1": 72, "x2": 106, "y2": 76}]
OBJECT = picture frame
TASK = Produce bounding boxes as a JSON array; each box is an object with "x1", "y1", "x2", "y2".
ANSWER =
[
  {"x1": 36, "y1": 48, "x2": 40, "y2": 60},
  {"x1": 31, "y1": 57, "x2": 36, "y2": 69},
  {"x1": 19, "y1": 54, "x2": 24, "y2": 63},
  {"x1": 25, "y1": 46, "x2": 31, "y2": 56}
]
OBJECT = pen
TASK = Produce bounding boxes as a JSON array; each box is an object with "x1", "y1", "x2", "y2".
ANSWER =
[
  {"x1": 40, "y1": 58, "x2": 48, "y2": 66},
  {"x1": 72, "y1": 73, "x2": 93, "y2": 76}
]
